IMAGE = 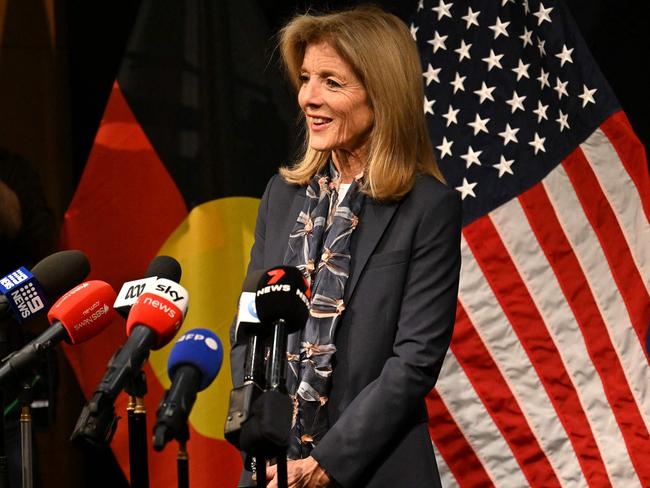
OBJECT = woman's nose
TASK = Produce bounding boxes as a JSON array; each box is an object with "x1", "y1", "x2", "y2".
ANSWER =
[{"x1": 300, "y1": 79, "x2": 322, "y2": 108}]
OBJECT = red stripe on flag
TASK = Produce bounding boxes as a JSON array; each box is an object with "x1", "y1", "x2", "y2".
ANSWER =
[
  {"x1": 463, "y1": 217, "x2": 605, "y2": 484},
  {"x1": 426, "y1": 389, "x2": 493, "y2": 488},
  {"x1": 562, "y1": 149, "x2": 650, "y2": 354},
  {"x1": 600, "y1": 112, "x2": 650, "y2": 221},
  {"x1": 520, "y1": 184, "x2": 644, "y2": 486},
  {"x1": 452, "y1": 304, "x2": 560, "y2": 487}
]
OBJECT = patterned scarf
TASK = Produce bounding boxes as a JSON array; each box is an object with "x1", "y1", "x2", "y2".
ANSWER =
[{"x1": 283, "y1": 163, "x2": 365, "y2": 459}]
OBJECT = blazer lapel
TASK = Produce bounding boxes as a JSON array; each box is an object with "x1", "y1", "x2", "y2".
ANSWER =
[{"x1": 344, "y1": 199, "x2": 400, "y2": 303}]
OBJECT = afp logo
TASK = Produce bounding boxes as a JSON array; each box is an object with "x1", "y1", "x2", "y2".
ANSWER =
[{"x1": 177, "y1": 331, "x2": 220, "y2": 351}]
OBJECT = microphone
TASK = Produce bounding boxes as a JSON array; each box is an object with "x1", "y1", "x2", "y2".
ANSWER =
[
  {"x1": 0, "y1": 250, "x2": 90, "y2": 323},
  {"x1": 224, "y1": 266, "x2": 310, "y2": 452},
  {"x1": 152, "y1": 328, "x2": 223, "y2": 451},
  {"x1": 0, "y1": 280, "x2": 117, "y2": 386},
  {"x1": 255, "y1": 266, "x2": 310, "y2": 391},
  {"x1": 72, "y1": 262, "x2": 189, "y2": 446},
  {"x1": 113, "y1": 255, "x2": 182, "y2": 318}
]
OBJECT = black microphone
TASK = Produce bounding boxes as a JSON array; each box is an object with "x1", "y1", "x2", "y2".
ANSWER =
[
  {"x1": 0, "y1": 250, "x2": 90, "y2": 322},
  {"x1": 254, "y1": 266, "x2": 310, "y2": 392},
  {"x1": 72, "y1": 256, "x2": 188, "y2": 446},
  {"x1": 152, "y1": 328, "x2": 223, "y2": 451}
]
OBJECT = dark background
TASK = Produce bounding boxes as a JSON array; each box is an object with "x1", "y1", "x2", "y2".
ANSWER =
[{"x1": 0, "y1": 0, "x2": 647, "y2": 486}]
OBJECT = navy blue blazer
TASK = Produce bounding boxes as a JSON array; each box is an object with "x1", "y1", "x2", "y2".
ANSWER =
[{"x1": 230, "y1": 172, "x2": 461, "y2": 487}]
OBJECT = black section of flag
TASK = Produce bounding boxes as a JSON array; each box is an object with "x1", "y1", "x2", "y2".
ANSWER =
[{"x1": 116, "y1": 0, "x2": 300, "y2": 208}]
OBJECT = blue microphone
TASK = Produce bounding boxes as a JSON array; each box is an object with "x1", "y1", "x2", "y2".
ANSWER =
[{"x1": 152, "y1": 328, "x2": 223, "y2": 450}]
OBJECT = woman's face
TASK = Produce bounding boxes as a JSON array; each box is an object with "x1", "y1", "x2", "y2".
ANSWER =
[{"x1": 298, "y1": 41, "x2": 374, "y2": 158}]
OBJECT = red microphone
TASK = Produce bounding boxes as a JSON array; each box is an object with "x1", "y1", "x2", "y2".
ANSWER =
[
  {"x1": 71, "y1": 277, "x2": 189, "y2": 446},
  {"x1": 0, "y1": 280, "x2": 117, "y2": 386}
]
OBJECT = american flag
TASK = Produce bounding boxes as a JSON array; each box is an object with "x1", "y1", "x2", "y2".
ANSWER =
[{"x1": 412, "y1": 0, "x2": 650, "y2": 486}]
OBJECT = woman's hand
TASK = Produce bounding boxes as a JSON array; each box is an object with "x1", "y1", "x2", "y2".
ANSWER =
[{"x1": 265, "y1": 456, "x2": 330, "y2": 488}]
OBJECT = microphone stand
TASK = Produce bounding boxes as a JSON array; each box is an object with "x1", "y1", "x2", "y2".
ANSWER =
[
  {"x1": 0, "y1": 318, "x2": 10, "y2": 488},
  {"x1": 175, "y1": 424, "x2": 190, "y2": 488},
  {"x1": 125, "y1": 371, "x2": 149, "y2": 488},
  {"x1": 18, "y1": 384, "x2": 33, "y2": 488}
]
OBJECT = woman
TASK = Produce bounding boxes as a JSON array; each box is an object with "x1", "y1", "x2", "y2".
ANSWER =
[{"x1": 230, "y1": 6, "x2": 461, "y2": 488}]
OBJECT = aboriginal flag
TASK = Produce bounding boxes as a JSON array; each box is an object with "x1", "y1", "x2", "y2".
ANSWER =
[{"x1": 61, "y1": 1, "x2": 297, "y2": 486}]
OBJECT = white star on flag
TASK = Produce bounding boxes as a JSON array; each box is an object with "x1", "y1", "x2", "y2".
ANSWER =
[
  {"x1": 461, "y1": 145, "x2": 483, "y2": 167},
  {"x1": 427, "y1": 31, "x2": 448, "y2": 53},
  {"x1": 423, "y1": 96, "x2": 435, "y2": 115},
  {"x1": 555, "y1": 44, "x2": 574, "y2": 66},
  {"x1": 410, "y1": 23, "x2": 419, "y2": 41},
  {"x1": 482, "y1": 49, "x2": 504, "y2": 71},
  {"x1": 556, "y1": 109, "x2": 570, "y2": 131},
  {"x1": 511, "y1": 59, "x2": 530, "y2": 81},
  {"x1": 489, "y1": 17, "x2": 510, "y2": 39},
  {"x1": 519, "y1": 27, "x2": 533, "y2": 47},
  {"x1": 450, "y1": 72, "x2": 466, "y2": 93},
  {"x1": 537, "y1": 68, "x2": 550, "y2": 89},
  {"x1": 461, "y1": 7, "x2": 480, "y2": 28},
  {"x1": 493, "y1": 155, "x2": 515, "y2": 177},
  {"x1": 537, "y1": 37, "x2": 546, "y2": 56},
  {"x1": 474, "y1": 82, "x2": 496, "y2": 104},
  {"x1": 528, "y1": 132, "x2": 546, "y2": 154},
  {"x1": 533, "y1": 101, "x2": 549, "y2": 122},
  {"x1": 578, "y1": 84, "x2": 597, "y2": 107},
  {"x1": 422, "y1": 64, "x2": 441, "y2": 86},
  {"x1": 455, "y1": 177, "x2": 477, "y2": 199},
  {"x1": 498, "y1": 123, "x2": 519, "y2": 145},
  {"x1": 554, "y1": 77, "x2": 569, "y2": 99},
  {"x1": 506, "y1": 90, "x2": 526, "y2": 113},
  {"x1": 436, "y1": 136, "x2": 453, "y2": 158},
  {"x1": 455, "y1": 40, "x2": 472, "y2": 61},
  {"x1": 533, "y1": 3, "x2": 554, "y2": 25},
  {"x1": 442, "y1": 105, "x2": 459, "y2": 126},
  {"x1": 468, "y1": 114, "x2": 490, "y2": 135},
  {"x1": 431, "y1": 0, "x2": 453, "y2": 21}
]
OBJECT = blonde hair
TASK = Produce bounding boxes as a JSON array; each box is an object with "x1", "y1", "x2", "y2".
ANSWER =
[{"x1": 278, "y1": 6, "x2": 444, "y2": 200}]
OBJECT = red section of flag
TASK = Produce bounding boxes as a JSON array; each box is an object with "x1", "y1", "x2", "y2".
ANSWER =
[
  {"x1": 61, "y1": 83, "x2": 242, "y2": 486},
  {"x1": 451, "y1": 304, "x2": 562, "y2": 487}
]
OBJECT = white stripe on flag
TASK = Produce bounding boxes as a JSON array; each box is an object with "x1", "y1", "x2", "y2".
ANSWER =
[
  {"x1": 458, "y1": 236, "x2": 583, "y2": 486},
  {"x1": 491, "y1": 198, "x2": 632, "y2": 487},
  {"x1": 435, "y1": 349, "x2": 527, "y2": 487},
  {"x1": 544, "y1": 164, "x2": 649, "y2": 481},
  {"x1": 431, "y1": 440, "x2": 459, "y2": 488},
  {"x1": 581, "y1": 128, "x2": 650, "y2": 295}
]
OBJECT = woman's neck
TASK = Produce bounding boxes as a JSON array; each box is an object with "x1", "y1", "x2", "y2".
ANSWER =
[{"x1": 332, "y1": 149, "x2": 366, "y2": 183}]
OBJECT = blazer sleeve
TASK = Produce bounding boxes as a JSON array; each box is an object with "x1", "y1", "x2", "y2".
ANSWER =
[
  {"x1": 229, "y1": 174, "x2": 277, "y2": 388},
  {"x1": 311, "y1": 188, "x2": 462, "y2": 487},
  {"x1": 229, "y1": 175, "x2": 278, "y2": 488}
]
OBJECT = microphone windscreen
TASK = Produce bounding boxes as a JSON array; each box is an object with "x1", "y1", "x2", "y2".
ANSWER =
[
  {"x1": 47, "y1": 280, "x2": 117, "y2": 344},
  {"x1": 126, "y1": 278, "x2": 189, "y2": 348},
  {"x1": 255, "y1": 266, "x2": 310, "y2": 333},
  {"x1": 145, "y1": 255, "x2": 182, "y2": 283},
  {"x1": 31, "y1": 250, "x2": 90, "y2": 298},
  {"x1": 167, "y1": 328, "x2": 223, "y2": 390}
]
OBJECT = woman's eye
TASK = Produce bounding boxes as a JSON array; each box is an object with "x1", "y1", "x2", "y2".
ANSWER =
[
  {"x1": 326, "y1": 79, "x2": 341, "y2": 88},
  {"x1": 299, "y1": 74, "x2": 309, "y2": 84}
]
